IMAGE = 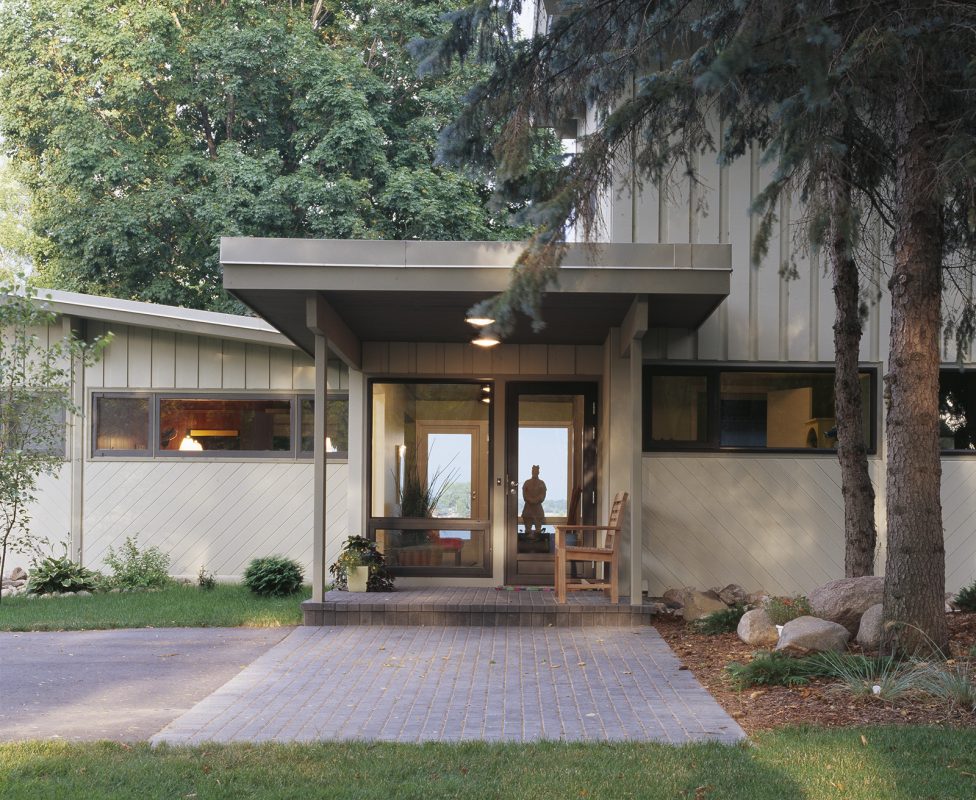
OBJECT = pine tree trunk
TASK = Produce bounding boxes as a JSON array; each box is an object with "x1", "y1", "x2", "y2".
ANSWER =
[
  {"x1": 829, "y1": 163, "x2": 877, "y2": 578},
  {"x1": 882, "y1": 43, "x2": 947, "y2": 655}
]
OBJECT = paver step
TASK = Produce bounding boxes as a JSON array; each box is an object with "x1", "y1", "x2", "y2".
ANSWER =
[{"x1": 301, "y1": 589, "x2": 658, "y2": 627}]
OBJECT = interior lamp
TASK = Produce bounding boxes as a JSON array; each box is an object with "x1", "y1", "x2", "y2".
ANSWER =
[
  {"x1": 465, "y1": 315, "x2": 496, "y2": 328},
  {"x1": 471, "y1": 334, "x2": 500, "y2": 348},
  {"x1": 178, "y1": 431, "x2": 203, "y2": 451}
]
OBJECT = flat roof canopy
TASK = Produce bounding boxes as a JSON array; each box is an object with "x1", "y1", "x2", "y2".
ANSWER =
[{"x1": 221, "y1": 238, "x2": 731, "y2": 365}]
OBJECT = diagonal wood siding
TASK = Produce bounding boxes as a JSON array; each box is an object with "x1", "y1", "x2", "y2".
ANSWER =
[
  {"x1": 83, "y1": 462, "x2": 347, "y2": 579},
  {"x1": 940, "y1": 460, "x2": 976, "y2": 593},
  {"x1": 642, "y1": 455, "x2": 884, "y2": 596}
]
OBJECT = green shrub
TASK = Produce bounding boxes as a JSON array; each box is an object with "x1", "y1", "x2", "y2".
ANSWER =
[
  {"x1": 764, "y1": 595, "x2": 813, "y2": 626},
  {"x1": 27, "y1": 554, "x2": 100, "y2": 595},
  {"x1": 197, "y1": 565, "x2": 217, "y2": 591},
  {"x1": 725, "y1": 651, "x2": 835, "y2": 689},
  {"x1": 104, "y1": 535, "x2": 171, "y2": 589},
  {"x1": 691, "y1": 604, "x2": 747, "y2": 635},
  {"x1": 244, "y1": 556, "x2": 304, "y2": 597},
  {"x1": 328, "y1": 536, "x2": 394, "y2": 592},
  {"x1": 954, "y1": 580, "x2": 976, "y2": 613}
]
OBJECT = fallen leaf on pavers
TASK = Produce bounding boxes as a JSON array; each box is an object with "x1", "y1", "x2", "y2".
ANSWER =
[
  {"x1": 678, "y1": 665, "x2": 689, "y2": 671},
  {"x1": 552, "y1": 664, "x2": 562, "y2": 668},
  {"x1": 622, "y1": 671, "x2": 632, "y2": 675},
  {"x1": 577, "y1": 662, "x2": 587, "y2": 667}
]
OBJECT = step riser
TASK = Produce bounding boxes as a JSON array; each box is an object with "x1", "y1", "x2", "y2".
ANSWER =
[{"x1": 302, "y1": 607, "x2": 653, "y2": 627}]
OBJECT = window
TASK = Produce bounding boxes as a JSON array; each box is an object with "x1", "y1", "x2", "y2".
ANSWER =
[
  {"x1": 300, "y1": 396, "x2": 349, "y2": 457},
  {"x1": 94, "y1": 395, "x2": 151, "y2": 455},
  {"x1": 368, "y1": 381, "x2": 491, "y2": 576},
  {"x1": 92, "y1": 392, "x2": 348, "y2": 459},
  {"x1": 940, "y1": 369, "x2": 976, "y2": 452},
  {"x1": 644, "y1": 366, "x2": 877, "y2": 453}
]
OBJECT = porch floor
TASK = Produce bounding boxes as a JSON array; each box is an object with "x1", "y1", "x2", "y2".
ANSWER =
[{"x1": 302, "y1": 588, "x2": 657, "y2": 627}]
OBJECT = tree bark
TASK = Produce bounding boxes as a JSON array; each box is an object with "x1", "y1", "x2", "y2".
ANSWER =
[
  {"x1": 829, "y1": 160, "x2": 877, "y2": 578},
  {"x1": 882, "y1": 41, "x2": 947, "y2": 655}
]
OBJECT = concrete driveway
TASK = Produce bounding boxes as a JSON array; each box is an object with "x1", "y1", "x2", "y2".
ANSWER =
[{"x1": 0, "y1": 627, "x2": 290, "y2": 742}]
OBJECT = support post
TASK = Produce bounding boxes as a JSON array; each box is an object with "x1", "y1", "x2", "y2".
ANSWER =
[
  {"x1": 65, "y1": 316, "x2": 86, "y2": 564},
  {"x1": 312, "y1": 330, "x2": 329, "y2": 602},
  {"x1": 629, "y1": 333, "x2": 643, "y2": 605}
]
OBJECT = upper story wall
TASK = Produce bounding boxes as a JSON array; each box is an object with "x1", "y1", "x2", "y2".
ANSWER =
[
  {"x1": 598, "y1": 128, "x2": 892, "y2": 366},
  {"x1": 82, "y1": 320, "x2": 348, "y2": 392}
]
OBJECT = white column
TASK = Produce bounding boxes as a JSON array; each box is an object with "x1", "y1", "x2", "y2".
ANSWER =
[
  {"x1": 629, "y1": 334, "x2": 643, "y2": 605},
  {"x1": 65, "y1": 316, "x2": 85, "y2": 564},
  {"x1": 312, "y1": 331, "x2": 329, "y2": 602}
]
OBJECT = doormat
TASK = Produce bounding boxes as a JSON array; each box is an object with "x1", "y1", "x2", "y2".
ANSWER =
[{"x1": 494, "y1": 586, "x2": 554, "y2": 591}]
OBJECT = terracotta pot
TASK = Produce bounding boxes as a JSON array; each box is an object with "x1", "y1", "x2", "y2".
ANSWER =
[{"x1": 347, "y1": 566, "x2": 369, "y2": 592}]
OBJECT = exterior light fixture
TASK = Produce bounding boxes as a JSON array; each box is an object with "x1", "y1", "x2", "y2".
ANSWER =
[
  {"x1": 465, "y1": 316, "x2": 496, "y2": 328},
  {"x1": 471, "y1": 335, "x2": 500, "y2": 348}
]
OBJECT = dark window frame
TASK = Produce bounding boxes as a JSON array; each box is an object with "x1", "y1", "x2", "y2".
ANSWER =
[
  {"x1": 643, "y1": 364, "x2": 879, "y2": 455},
  {"x1": 365, "y1": 378, "x2": 493, "y2": 578},
  {"x1": 91, "y1": 391, "x2": 349, "y2": 460}
]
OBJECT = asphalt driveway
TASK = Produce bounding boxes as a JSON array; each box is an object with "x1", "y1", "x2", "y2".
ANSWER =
[{"x1": 0, "y1": 627, "x2": 290, "y2": 742}]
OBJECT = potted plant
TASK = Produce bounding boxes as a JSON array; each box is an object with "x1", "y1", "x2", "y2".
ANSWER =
[
  {"x1": 329, "y1": 536, "x2": 395, "y2": 592},
  {"x1": 338, "y1": 549, "x2": 369, "y2": 592}
]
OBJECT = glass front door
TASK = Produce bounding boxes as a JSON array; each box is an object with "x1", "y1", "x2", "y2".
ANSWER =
[{"x1": 504, "y1": 382, "x2": 597, "y2": 585}]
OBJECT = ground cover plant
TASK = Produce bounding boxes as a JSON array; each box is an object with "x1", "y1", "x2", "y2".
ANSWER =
[
  {"x1": 763, "y1": 595, "x2": 813, "y2": 626},
  {"x1": 243, "y1": 557, "x2": 304, "y2": 598},
  {"x1": 690, "y1": 604, "x2": 748, "y2": 635},
  {"x1": 25, "y1": 553, "x2": 99, "y2": 596},
  {"x1": 0, "y1": 727, "x2": 974, "y2": 799},
  {"x1": 103, "y1": 536, "x2": 171, "y2": 589},
  {"x1": 0, "y1": 582, "x2": 307, "y2": 631}
]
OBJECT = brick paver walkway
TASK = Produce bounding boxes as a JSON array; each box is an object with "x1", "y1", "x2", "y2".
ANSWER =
[{"x1": 151, "y1": 626, "x2": 744, "y2": 745}]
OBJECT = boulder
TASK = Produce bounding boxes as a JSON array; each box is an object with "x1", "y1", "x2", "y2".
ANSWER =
[
  {"x1": 682, "y1": 590, "x2": 729, "y2": 622},
  {"x1": 856, "y1": 603, "x2": 884, "y2": 650},
  {"x1": 775, "y1": 616, "x2": 850, "y2": 655},
  {"x1": 10, "y1": 566, "x2": 27, "y2": 582},
  {"x1": 809, "y1": 576, "x2": 884, "y2": 635},
  {"x1": 718, "y1": 583, "x2": 748, "y2": 606},
  {"x1": 662, "y1": 588, "x2": 688, "y2": 608},
  {"x1": 737, "y1": 607, "x2": 780, "y2": 647}
]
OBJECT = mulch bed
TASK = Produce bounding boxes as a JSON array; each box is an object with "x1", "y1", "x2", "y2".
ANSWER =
[{"x1": 654, "y1": 612, "x2": 976, "y2": 733}]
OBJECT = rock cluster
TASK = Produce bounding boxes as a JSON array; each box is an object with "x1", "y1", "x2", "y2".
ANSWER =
[
  {"x1": 1, "y1": 566, "x2": 29, "y2": 598},
  {"x1": 663, "y1": 575, "x2": 924, "y2": 656}
]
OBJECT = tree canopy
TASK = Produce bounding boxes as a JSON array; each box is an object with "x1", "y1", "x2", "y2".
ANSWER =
[{"x1": 0, "y1": 0, "x2": 548, "y2": 310}]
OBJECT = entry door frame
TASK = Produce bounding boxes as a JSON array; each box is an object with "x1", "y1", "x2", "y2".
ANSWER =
[{"x1": 504, "y1": 380, "x2": 599, "y2": 586}]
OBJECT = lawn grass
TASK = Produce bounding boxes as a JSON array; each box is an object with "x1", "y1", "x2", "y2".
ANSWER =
[
  {"x1": 0, "y1": 583, "x2": 307, "y2": 631},
  {"x1": 0, "y1": 726, "x2": 974, "y2": 799}
]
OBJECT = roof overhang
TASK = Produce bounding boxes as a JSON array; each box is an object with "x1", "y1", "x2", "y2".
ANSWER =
[
  {"x1": 33, "y1": 288, "x2": 291, "y2": 348},
  {"x1": 221, "y1": 238, "x2": 731, "y2": 366}
]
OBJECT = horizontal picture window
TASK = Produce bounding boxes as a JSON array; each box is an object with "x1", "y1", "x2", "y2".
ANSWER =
[
  {"x1": 644, "y1": 366, "x2": 877, "y2": 454},
  {"x1": 92, "y1": 392, "x2": 348, "y2": 459}
]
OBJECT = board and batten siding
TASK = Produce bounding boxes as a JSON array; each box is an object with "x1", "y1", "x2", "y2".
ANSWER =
[{"x1": 362, "y1": 341, "x2": 604, "y2": 377}]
